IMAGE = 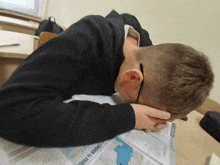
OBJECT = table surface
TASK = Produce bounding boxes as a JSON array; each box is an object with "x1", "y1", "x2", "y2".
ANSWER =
[
  {"x1": 174, "y1": 110, "x2": 220, "y2": 165},
  {"x1": 0, "y1": 30, "x2": 37, "y2": 59},
  {"x1": 0, "y1": 16, "x2": 39, "y2": 30}
]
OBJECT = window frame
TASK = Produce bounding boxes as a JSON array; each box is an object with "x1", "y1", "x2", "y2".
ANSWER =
[{"x1": 0, "y1": 0, "x2": 46, "y2": 22}]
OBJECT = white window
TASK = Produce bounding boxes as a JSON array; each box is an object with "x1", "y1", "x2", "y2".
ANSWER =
[{"x1": 0, "y1": 0, "x2": 46, "y2": 21}]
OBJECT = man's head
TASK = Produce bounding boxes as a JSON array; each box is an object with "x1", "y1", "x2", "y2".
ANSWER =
[{"x1": 115, "y1": 43, "x2": 214, "y2": 120}]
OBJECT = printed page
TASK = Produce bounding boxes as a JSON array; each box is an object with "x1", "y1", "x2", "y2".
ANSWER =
[
  {"x1": 0, "y1": 137, "x2": 72, "y2": 165},
  {"x1": 66, "y1": 93, "x2": 175, "y2": 165},
  {"x1": 58, "y1": 141, "x2": 110, "y2": 165},
  {"x1": 119, "y1": 123, "x2": 175, "y2": 165},
  {"x1": 209, "y1": 153, "x2": 220, "y2": 165},
  {"x1": 89, "y1": 136, "x2": 159, "y2": 165},
  {"x1": 88, "y1": 123, "x2": 175, "y2": 165}
]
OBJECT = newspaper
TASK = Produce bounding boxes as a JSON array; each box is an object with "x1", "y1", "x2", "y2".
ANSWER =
[{"x1": 0, "y1": 93, "x2": 175, "y2": 165}]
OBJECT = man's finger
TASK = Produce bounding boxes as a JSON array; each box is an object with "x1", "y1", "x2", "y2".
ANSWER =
[
  {"x1": 166, "y1": 119, "x2": 174, "y2": 122},
  {"x1": 144, "y1": 107, "x2": 170, "y2": 119},
  {"x1": 150, "y1": 124, "x2": 167, "y2": 132},
  {"x1": 151, "y1": 128, "x2": 160, "y2": 132},
  {"x1": 155, "y1": 123, "x2": 167, "y2": 129},
  {"x1": 148, "y1": 116, "x2": 168, "y2": 124},
  {"x1": 143, "y1": 116, "x2": 157, "y2": 126},
  {"x1": 144, "y1": 129, "x2": 150, "y2": 133},
  {"x1": 144, "y1": 126, "x2": 154, "y2": 132}
]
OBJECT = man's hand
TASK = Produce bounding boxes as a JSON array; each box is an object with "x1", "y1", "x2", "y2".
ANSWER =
[{"x1": 130, "y1": 103, "x2": 171, "y2": 132}]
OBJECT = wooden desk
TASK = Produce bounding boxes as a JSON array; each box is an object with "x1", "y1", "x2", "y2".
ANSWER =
[
  {"x1": 174, "y1": 110, "x2": 220, "y2": 165},
  {"x1": 0, "y1": 30, "x2": 38, "y2": 86},
  {"x1": 0, "y1": 16, "x2": 39, "y2": 35}
]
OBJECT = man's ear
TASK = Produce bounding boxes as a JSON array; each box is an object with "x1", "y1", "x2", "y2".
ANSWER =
[{"x1": 122, "y1": 69, "x2": 143, "y2": 83}]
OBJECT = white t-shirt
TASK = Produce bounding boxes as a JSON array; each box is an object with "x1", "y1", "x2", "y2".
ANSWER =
[{"x1": 124, "y1": 24, "x2": 140, "y2": 46}]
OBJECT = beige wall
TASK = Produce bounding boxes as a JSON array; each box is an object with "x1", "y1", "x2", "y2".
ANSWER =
[{"x1": 45, "y1": 0, "x2": 220, "y2": 103}]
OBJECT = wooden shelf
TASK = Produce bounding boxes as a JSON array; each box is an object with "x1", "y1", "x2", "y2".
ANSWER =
[{"x1": 0, "y1": 15, "x2": 39, "y2": 35}]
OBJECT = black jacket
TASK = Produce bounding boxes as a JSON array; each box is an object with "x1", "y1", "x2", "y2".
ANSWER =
[{"x1": 0, "y1": 10, "x2": 152, "y2": 147}]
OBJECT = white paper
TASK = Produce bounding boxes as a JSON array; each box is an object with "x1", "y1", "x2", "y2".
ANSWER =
[{"x1": 209, "y1": 153, "x2": 220, "y2": 165}]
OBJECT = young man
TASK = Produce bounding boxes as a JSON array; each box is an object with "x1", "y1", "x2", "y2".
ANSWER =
[{"x1": 0, "y1": 10, "x2": 214, "y2": 147}]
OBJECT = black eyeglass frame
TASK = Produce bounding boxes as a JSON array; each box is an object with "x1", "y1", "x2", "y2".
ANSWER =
[{"x1": 135, "y1": 63, "x2": 144, "y2": 103}]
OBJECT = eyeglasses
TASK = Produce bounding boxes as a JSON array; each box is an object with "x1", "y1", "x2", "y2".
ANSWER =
[{"x1": 135, "y1": 63, "x2": 144, "y2": 103}]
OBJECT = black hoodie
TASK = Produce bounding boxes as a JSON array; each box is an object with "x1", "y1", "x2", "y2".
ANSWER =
[{"x1": 0, "y1": 10, "x2": 152, "y2": 147}]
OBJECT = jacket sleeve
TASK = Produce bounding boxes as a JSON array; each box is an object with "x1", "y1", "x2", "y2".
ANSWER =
[
  {"x1": 0, "y1": 15, "x2": 135, "y2": 147},
  {"x1": 0, "y1": 94, "x2": 135, "y2": 147}
]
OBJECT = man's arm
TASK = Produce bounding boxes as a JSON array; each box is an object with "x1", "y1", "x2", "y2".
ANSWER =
[{"x1": 0, "y1": 94, "x2": 135, "y2": 147}]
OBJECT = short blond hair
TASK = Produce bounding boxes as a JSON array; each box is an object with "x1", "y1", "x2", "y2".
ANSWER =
[{"x1": 136, "y1": 43, "x2": 214, "y2": 116}]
